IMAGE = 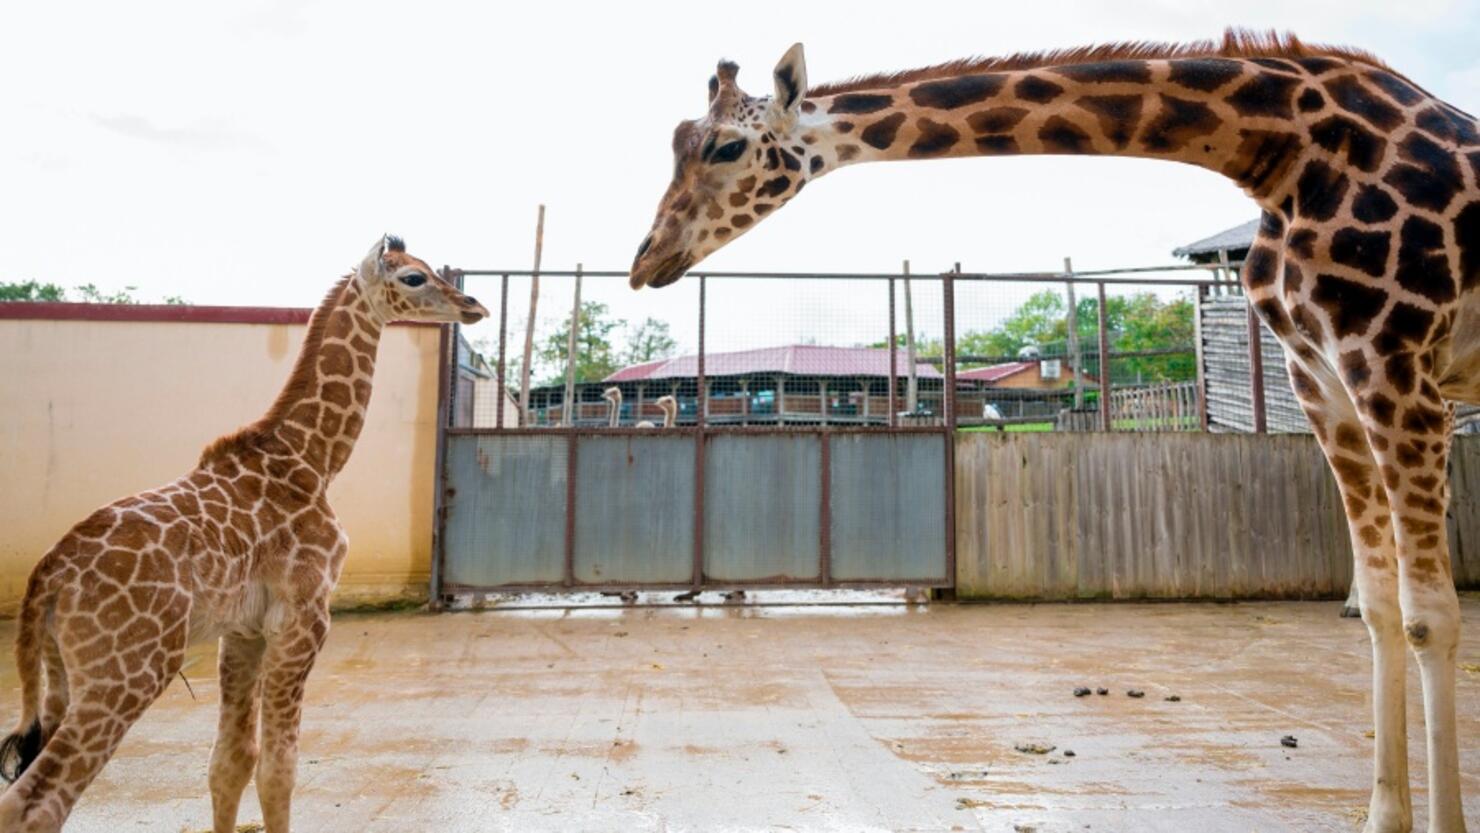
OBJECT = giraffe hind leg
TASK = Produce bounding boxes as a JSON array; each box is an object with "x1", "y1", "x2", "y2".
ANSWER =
[{"x1": 0, "y1": 584, "x2": 191, "y2": 831}]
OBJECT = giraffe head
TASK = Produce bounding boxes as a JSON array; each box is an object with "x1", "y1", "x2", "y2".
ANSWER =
[
  {"x1": 630, "y1": 44, "x2": 810, "y2": 289},
  {"x1": 358, "y1": 235, "x2": 490, "y2": 324}
]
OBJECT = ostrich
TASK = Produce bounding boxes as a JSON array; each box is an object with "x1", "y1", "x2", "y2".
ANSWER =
[
  {"x1": 638, "y1": 394, "x2": 678, "y2": 429},
  {"x1": 601, "y1": 386, "x2": 623, "y2": 427}
]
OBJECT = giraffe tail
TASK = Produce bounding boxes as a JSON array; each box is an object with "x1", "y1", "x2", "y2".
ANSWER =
[{"x1": 0, "y1": 569, "x2": 51, "y2": 783}]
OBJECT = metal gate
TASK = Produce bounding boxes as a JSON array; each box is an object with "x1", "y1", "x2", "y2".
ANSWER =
[
  {"x1": 436, "y1": 428, "x2": 951, "y2": 596},
  {"x1": 428, "y1": 268, "x2": 960, "y2": 601}
]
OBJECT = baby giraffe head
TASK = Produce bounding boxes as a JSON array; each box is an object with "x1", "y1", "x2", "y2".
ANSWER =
[
  {"x1": 358, "y1": 235, "x2": 489, "y2": 324},
  {"x1": 630, "y1": 44, "x2": 811, "y2": 289}
]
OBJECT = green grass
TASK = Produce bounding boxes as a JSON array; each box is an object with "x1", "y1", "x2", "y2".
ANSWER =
[{"x1": 959, "y1": 422, "x2": 1055, "y2": 433}]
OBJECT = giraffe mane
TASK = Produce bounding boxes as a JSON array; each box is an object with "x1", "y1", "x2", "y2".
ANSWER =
[
  {"x1": 806, "y1": 29, "x2": 1404, "y2": 97},
  {"x1": 198, "y1": 275, "x2": 354, "y2": 466}
]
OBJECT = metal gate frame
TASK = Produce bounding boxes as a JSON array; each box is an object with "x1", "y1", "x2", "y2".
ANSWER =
[
  {"x1": 428, "y1": 269, "x2": 961, "y2": 605},
  {"x1": 427, "y1": 263, "x2": 1228, "y2": 605}
]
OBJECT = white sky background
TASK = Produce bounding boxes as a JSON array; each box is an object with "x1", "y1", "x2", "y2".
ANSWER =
[{"x1": 4, "y1": 0, "x2": 1478, "y2": 359}]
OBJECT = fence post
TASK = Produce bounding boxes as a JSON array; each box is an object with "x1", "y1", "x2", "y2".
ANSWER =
[
  {"x1": 1097, "y1": 281, "x2": 1111, "y2": 431},
  {"x1": 496, "y1": 274, "x2": 509, "y2": 429},
  {"x1": 692, "y1": 274, "x2": 707, "y2": 593},
  {"x1": 904, "y1": 260, "x2": 919, "y2": 413},
  {"x1": 519, "y1": 205, "x2": 545, "y2": 425},
  {"x1": 942, "y1": 264, "x2": 959, "y2": 593},
  {"x1": 887, "y1": 273, "x2": 898, "y2": 427},
  {"x1": 561, "y1": 264, "x2": 582, "y2": 426},
  {"x1": 1065, "y1": 257, "x2": 1081, "y2": 410},
  {"x1": 944, "y1": 265, "x2": 958, "y2": 430},
  {"x1": 1247, "y1": 302, "x2": 1268, "y2": 434},
  {"x1": 1193, "y1": 283, "x2": 1210, "y2": 432},
  {"x1": 429, "y1": 265, "x2": 463, "y2": 609}
]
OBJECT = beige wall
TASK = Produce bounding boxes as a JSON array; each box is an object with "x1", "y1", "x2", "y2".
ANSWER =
[{"x1": 0, "y1": 313, "x2": 442, "y2": 614}]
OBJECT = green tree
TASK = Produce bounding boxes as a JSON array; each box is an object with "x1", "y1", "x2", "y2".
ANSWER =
[
  {"x1": 949, "y1": 290, "x2": 1195, "y2": 383},
  {"x1": 1, "y1": 281, "x2": 188, "y2": 304},
  {"x1": 538, "y1": 300, "x2": 626, "y2": 385},
  {"x1": 0, "y1": 280, "x2": 68, "y2": 301},
  {"x1": 869, "y1": 332, "x2": 944, "y2": 357},
  {"x1": 960, "y1": 290, "x2": 1066, "y2": 363},
  {"x1": 624, "y1": 317, "x2": 677, "y2": 365}
]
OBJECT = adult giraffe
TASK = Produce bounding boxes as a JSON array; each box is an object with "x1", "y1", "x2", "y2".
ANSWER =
[
  {"x1": 629, "y1": 31, "x2": 1477, "y2": 833},
  {"x1": 0, "y1": 236, "x2": 487, "y2": 832}
]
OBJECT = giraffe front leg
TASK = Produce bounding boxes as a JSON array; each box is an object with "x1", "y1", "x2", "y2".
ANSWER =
[
  {"x1": 256, "y1": 602, "x2": 330, "y2": 833},
  {"x1": 1288, "y1": 359, "x2": 1413, "y2": 832},
  {"x1": 210, "y1": 632, "x2": 266, "y2": 833},
  {"x1": 1352, "y1": 371, "x2": 1467, "y2": 833}
]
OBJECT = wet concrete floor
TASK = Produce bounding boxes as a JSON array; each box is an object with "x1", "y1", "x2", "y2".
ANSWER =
[{"x1": 3, "y1": 597, "x2": 1478, "y2": 832}]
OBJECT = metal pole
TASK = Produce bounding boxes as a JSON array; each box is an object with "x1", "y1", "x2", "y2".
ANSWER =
[
  {"x1": 428, "y1": 279, "x2": 456, "y2": 611},
  {"x1": 564, "y1": 432, "x2": 577, "y2": 588},
  {"x1": 496, "y1": 274, "x2": 509, "y2": 429},
  {"x1": 942, "y1": 264, "x2": 958, "y2": 592},
  {"x1": 904, "y1": 260, "x2": 919, "y2": 413},
  {"x1": 692, "y1": 275, "x2": 707, "y2": 592},
  {"x1": 943, "y1": 265, "x2": 958, "y2": 430},
  {"x1": 887, "y1": 273, "x2": 897, "y2": 427},
  {"x1": 1097, "y1": 281, "x2": 1111, "y2": 431},
  {"x1": 1247, "y1": 302, "x2": 1268, "y2": 434},
  {"x1": 1193, "y1": 283, "x2": 1209, "y2": 432},
  {"x1": 1065, "y1": 257, "x2": 1081, "y2": 410},
  {"x1": 819, "y1": 431, "x2": 832, "y2": 585},
  {"x1": 519, "y1": 205, "x2": 545, "y2": 424},
  {"x1": 561, "y1": 264, "x2": 582, "y2": 427}
]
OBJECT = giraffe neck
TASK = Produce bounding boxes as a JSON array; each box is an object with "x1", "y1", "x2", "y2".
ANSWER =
[
  {"x1": 796, "y1": 57, "x2": 1341, "y2": 210},
  {"x1": 262, "y1": 276, "x2": 384, "y2": 481}
]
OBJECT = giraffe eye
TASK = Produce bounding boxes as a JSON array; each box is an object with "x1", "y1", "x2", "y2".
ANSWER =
[
  {"x1": 399, "y1": 273, "x2": 427, "y2": 288},
  {"x1": 711, "y1": 139, "x2": 748, "y2": 164}
]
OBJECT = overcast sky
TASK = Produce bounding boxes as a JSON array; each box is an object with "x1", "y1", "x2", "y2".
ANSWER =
[{"x1": 4, "y1": 0, "x2": 1477, "y2": 355}]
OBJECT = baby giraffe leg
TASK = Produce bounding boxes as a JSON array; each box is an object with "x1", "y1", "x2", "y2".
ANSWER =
[
  {"x1": 1289, "y1": 359, "x2": 1412, "y2": 832},
  {"x1": 256, "y1": 604, "x2": 330, "y2": 833},
  {"x1": 210, "y1": 633, "x2": 266, "y2": 833}
]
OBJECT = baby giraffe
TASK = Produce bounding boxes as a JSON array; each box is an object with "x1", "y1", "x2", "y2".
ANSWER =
[{"x1": 0, "y1": 236, "x2": 487, "y2": 832}]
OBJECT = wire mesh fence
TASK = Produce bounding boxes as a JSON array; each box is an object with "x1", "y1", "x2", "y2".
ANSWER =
[
  {"x1": 429, "y1": 260, "x2": 1264, "y2": 598},
  {"x1": 447, "y1": 261, "x2": 1235, "y2": 435}
]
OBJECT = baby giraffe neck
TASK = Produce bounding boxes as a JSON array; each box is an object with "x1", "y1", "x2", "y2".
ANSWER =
[{"x1": 265, "y1": 277, "x2": 384, "y2": 481}]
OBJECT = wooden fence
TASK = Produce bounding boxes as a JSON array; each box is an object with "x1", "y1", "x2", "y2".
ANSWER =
[
  {"x1": 1052, "y1": 382, "x2": 1199, "y2": 432},
  {"x1": 955, "y1": 432, "x2": 1480, "y2": 600}
]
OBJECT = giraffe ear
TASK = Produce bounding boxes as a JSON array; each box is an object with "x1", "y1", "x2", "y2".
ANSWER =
[{"x1": 770, "y1": 43, "x2": 807, "y2": 123}]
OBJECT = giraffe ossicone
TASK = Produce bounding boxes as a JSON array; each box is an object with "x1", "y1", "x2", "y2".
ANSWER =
[
  {"x1": 630, "y1": 30, "x2": 1477, "y2": 833},
  {"x1": 0, "y1": 236, "x2": 487, "y2": 833}
]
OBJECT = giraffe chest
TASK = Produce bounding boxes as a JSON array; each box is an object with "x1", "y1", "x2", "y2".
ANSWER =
[
  {"x1": 1436, "y1": 295, "x2": 1480, "y2": 403},
  {"x1": 188, "y1": 578, "x2": 275, "y2": 644}
]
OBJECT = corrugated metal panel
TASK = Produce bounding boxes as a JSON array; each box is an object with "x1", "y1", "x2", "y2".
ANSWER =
[
  {"x1": 1201, "y1": 295, "x2": 1480, "y2": 435},
  {"x1": 443, "y1": 435, "x2": 567, "y2": 586},
  {"x1": 1199, "y1": 295, "x2": 1309, "y2": 433},
  {"x1": 573, "y1": 435, "x2": 695, "y2": 584},
  {"x1": 955, "y1": 433, "x2": 1354, "y2": 599},
  {"x1": 703, "y1": 435, "x2": 822, "y2": 582},
  {"x1": 829, "y1": 433, "x2": 947, "y2": 581}
]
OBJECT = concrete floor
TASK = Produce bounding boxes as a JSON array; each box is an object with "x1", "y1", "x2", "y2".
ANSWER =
[{"x1": 4, "y1": 596, "x2": 1479, "y2": 833}]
